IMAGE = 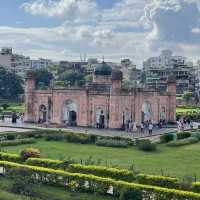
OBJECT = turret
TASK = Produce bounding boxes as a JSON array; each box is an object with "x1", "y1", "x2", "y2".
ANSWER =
[
  {"x1": 25, "y1": 70, "x2": 35, "y2": 93},
  {"x1": 111, "y1": 70, "x2": 123, "y2": 90},
  {"x1": 24, "y1": 70, "x2": 36, "y2": 122},
  {"x1": 167, "y1": 75, "x2": 176, "y2": 95},
  {"x1": 93, "y1": 62, "x2": 112, "y2": 84}
]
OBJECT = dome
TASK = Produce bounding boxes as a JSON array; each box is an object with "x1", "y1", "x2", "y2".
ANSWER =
[
  {"x1": 94, "y1": 62, "x2": 112, "y2": 76},
  {"x1": 111, "y1": 70, "x2": 123, "y2": 80}
]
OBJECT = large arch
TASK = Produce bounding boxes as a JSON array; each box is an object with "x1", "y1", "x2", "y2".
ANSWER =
[
  {"x1": 39, "y1": 104, "x2": 47, "y2": 123},
  {"x1": 141, "y1": 101, "x2": 153, "y2": 122},
  {"x1": 62, "y1": 100, "x2": 78, "y2": 126}
]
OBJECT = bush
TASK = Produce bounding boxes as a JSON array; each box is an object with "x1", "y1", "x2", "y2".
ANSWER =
[
  {"x1": 177, "y1": 131, "x2": 192, "y2": 140},
  {"x1": 95, "y1": 138, "x2": 128, "y2": 148},
  {"x1": 191, "y1": 132, "x2": 200, "y2": 140},
  {"x1": 64, "y1": 132, "x2": 94, "y2": 144},
  {"x1": 136, "y1": 174, "x2": 179, "y2": 189},
  {"x1": 69, "y1": 164, "x2": 136, "y2": 182},
  {"x1": 137, "y1": 139, "x2": 157, "y2": 152},
  {"x1": 0, "y1": 138, "x2": 36, "y2": 147},
  {"x1": 0, "y1": 152, "x2": 21, "y2": 163},
  {"x1": 20, "y1": 148, "x2": 41, "y2": 161},
  {"x1": 6, "y1": 134, "x2": 16, "y2": 140},
  {"x1": 26, "y1": 158, "x2": 74, "y2": 170},
  {"x1": 160, "y1": 133, "x2": 175, "y2": 143},
  {"x1": 45, "y1": 133, "x2": 64, "y2": 141},
  {"x1": 167, "y1": 137, "x2": 199, "y2": 147},
  {"x1": 1, "y1": 161, "x2": 200, "y2": 200},
  {"x1": 119, "y1": 187, "x2": 142, "y2": 200}
]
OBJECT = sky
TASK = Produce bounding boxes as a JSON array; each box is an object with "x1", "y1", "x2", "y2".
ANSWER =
[{"x1": 0, "y1": 0, "x2": 200, "y2": 67}]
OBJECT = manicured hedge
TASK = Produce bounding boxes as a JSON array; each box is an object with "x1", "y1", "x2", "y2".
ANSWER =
[
  {"x1": 192, "y1": 182, "x2": 200, "y2": 193},
  {"x1": 1, "y1": 161, "x2": 200, "y2": 200},
  {"x1": 160, "y1": 133, "x2": 175, "y2": 143},
  {"x1": 68, "y1": 164, "x2": 135, "y2": 182},
  {"x1": 167, "y1": 137, "x2": 199, "y2": 147},
  {"x1": 26, "y1": 158, "x2": 74, "y2": 169},
  {"x1": 177, "y1": 132, "x2": 192, "y2": 140},
  {"x1": 0, "y1": 152, "x2": 21, "y2": 163},
  {"x1": 136, "y1": 173, "x2": 179, "y2": 189},
  {"x1": 0, "y1": 138, "x2": 36, "y2": 147}
]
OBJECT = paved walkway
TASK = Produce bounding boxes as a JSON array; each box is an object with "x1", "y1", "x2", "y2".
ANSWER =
[{"x1": 0, "y1": 120, "x2": 177, "y2": 141}]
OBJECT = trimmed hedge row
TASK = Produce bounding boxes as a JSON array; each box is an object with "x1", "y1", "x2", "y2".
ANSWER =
[
  {"x1": 136, "y1": 173, "x2": 179, "y2": 189},
  {"x1": 0, "y1": 129, "x2": 134, "y2": 146},
  {"x1": 26, "y1": 158, "x2": 74, "y2": 169},
  {"x1": 0, "y1": 155, "x2": 184, "y2": 190},
  {"x1": 1, "y1": 161, "x2": 200, "y2": 200},
  {"x1": 0, "y1": 138, "x2": 36, "y2": 147},
  {"x1": 0, "y1": 152, "x2": 21, "y2": 163},
  {"x1": 68, "y1": 164, "x2": 135, "y2": 182},
  {"x1": 167, "y1": 137, "x2": 199, "y2": 147}
]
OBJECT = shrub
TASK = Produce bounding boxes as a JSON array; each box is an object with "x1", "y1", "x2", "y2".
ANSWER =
[
  {"x1": 0, "y1": 152, "x2": 21, "y2": 163},
  {"x1": 136, "y1": 174, "x2": 179, "y2": 189},
  {"x1": 0, "y1": 138, "x2": 36, "y2": 147},
  {"x1": 191, "y1": 132, "x2": 200, "y2": 140},
  {"x1": 160, "y1": 133, "x2": 175, "y2": 143},
  {"x1": 119, "y1": 187, "x2": 143, "y2": 200},
  {"x1": 1, "y1": 161, "x2": 200, "y2": 200},
  {"x1": 20, "y1": 148, "x2": 41, "y2": 161},
  {"x1": 26, "y1": 158, "x2": 74, "y2": 169},
  {"x1": 167, "y1": 137, "x2": 199, "y2": 147},
  {"x1": 177, "y1": 131, "x2": 192, "y2": 140},
  {"x1": 68, "y1": 164, "x2": 136, "y2": 182},
  {"x1": 45, "y1": 133, "x2": 64, "y2": 141},
  {"x1": 137, "y1": 139, "x2": 157, "y2": 152},
  {"x1": 6, "y1": 134, "x2": 16, "y2": 140},
  {"x1": 64, "y1": 132, "x2": 92, "y2": 144},
  {"x1": 95, "y1": 138, "x2": 128, "y2": 148}
]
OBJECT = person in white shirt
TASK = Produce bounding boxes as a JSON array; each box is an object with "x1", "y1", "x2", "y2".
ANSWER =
[{"x1": 148, "y1": 123, "x2": 153, "y2": 136}]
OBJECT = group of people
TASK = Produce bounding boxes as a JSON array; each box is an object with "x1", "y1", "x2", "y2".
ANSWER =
[
  {"x1": 124, "y1": 120, "x2": 154, "y2": 135},
  {"x1": 177, "y1": 118, "x2": 193, "y2": 132},
  {"x1": 0, "y1": 112, "x2": 24, "y2": 124}
]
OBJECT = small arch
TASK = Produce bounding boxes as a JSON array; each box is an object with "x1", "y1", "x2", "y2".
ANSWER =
[
  {"x1": 160, "y1": 106, "x2": 166, "y2": 121},
  {"x1": 142, "y1": 101, "x2": 153, "y2": 122},
  {"x1": 63, "y1": 100, "x2": 78, "y2": 126},
  {"x1": 96, "y1": 108, "x2": 105, "y2": 128},
  {"x1": 39, "y1": 105, "x2": 47, "y2": 123}
]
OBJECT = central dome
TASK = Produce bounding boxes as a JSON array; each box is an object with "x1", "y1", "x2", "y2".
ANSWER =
[{"x1": 94, "y1": 62, "x2": 112, "y2": 76}]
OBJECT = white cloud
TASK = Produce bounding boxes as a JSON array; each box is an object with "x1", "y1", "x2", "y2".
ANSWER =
[{"x1": 22, "y1": 0, "x2": 99, "y2": 22}]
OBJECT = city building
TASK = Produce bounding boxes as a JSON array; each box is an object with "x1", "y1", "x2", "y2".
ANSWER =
[
  {"x1": 0, "y1": 47, "x2": 31, "y2": 76},
  {"x1": 25, "y1": 62, "x2": 176, "y2": 128},
  {"x1": 31, "y1": 58, "x2": 52, "y2": 69},
  {"x1": 143, "y1": 50, "x2": 195, "y2": 94}
]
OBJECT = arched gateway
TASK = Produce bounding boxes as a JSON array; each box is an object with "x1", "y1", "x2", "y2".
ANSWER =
[
  {"x1": 39, "y1": 105, "x2": 47, "y2": 123},
  {"x1": 63, "y1": 100, "x2": 77, "y2": 126}
]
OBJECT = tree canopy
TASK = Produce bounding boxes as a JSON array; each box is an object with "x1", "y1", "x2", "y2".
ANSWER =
[
  {"x1": 0, "y1": 67, "x2": 23, "y2": 100},
  {"x1": 33, "y1": 69, "x2": 54, "y2": 89}
]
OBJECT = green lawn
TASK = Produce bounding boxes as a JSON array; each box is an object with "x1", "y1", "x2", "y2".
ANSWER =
[
  {"x1": 176, "y1": 107, "x2": 200, "y2": 114},
  {"x1": 0, "y1": 177, "x2": 113, "y2": 200},
  {"x1": 3, "y1": 139, "x2": 200, "y2": 179}
]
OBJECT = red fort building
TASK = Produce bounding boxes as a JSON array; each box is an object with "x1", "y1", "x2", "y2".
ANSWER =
[{"x1": 24, "y1": 63, "x2": 176, "y2": 129}]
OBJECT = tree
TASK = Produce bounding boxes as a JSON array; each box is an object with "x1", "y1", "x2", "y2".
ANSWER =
[
  {"x1": 58, "y1": 70, "x2": 86, "y2": 87},
  {"x1": 182, "y1": 92, "x2": 193, "y2": 105},
  {"x1": 33, "y1": 68, "x2": 53, "y2": 89},
  {"x1": 0, "y1": 67, "x2": 23, "y2": 100}
]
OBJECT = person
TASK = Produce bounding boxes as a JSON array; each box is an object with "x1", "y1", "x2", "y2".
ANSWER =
[
  {"x1": 12, "y1": 112, "x2": 17, "y2": 123},
  {"x1": 140, "y1": 122, "x2": 144, "y2": 134},
  {"x1": 190, "y1": 120, "x2": 193, "y2": 130},
  {"x1": 148, "y1": 122, "x2": 153, "y2": 136}
]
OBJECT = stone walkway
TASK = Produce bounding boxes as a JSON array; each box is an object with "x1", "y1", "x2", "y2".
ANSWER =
[{"x1": 0, "y1": 120, "x2": 177, "y2": 141}]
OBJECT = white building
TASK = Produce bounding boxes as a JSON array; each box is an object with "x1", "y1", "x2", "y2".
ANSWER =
[
  {"x1": 143, "y1": 50, "x2": 186, "y2": 70},
  {"x1": 31, "y1": 58, "x2": 52, "y2": 69}
]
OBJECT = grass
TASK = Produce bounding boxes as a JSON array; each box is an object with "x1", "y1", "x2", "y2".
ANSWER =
[
  {"x1": 0, "y1": 177, "x2": 113, "y2": 200},
  {"x1": 3, "y1": 139, "x2": 200, "y2": 179},
  {"x1": 176, "y1": 106, "x2": 200, "y2": 114}
]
